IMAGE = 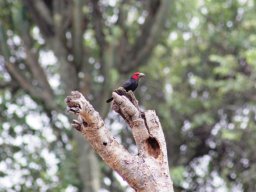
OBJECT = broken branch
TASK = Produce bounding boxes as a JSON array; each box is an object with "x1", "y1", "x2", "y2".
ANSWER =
[{"x1": 65, "y1": 89, "x2": 174, "y2": 192}]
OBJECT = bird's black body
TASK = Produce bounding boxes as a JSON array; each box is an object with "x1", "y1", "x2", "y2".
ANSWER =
[
  {"x1": 122, "y1": 78, "x2": 138, "y2": 92},
  {"x1": 106, "y1": 72, "x2": 144, "y2": 103}
]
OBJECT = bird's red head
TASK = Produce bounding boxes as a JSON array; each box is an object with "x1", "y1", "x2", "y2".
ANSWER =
[{"x1": 131, "y1": 72, "x2": 145, "y2": 80}]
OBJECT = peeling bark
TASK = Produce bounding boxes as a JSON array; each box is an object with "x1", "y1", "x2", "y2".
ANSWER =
[{"x1": 65, "y1": 88, "x2": 174, "y2": 192}]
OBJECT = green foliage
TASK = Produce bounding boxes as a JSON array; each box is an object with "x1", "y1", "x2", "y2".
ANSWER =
[
  {"x1": 245, "y1": 48, "x2": 256, "y2": 69},
  {"x1": 221, "y1": 129, "x2": 241, "y2": 141},
  {"x1": 170, "y1": 166, "x2": 185, "y2": 186}
]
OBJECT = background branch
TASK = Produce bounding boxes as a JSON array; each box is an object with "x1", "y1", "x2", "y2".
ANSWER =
[{"x1": 118, "y1": 0, "x2": 171, "y2": 73}]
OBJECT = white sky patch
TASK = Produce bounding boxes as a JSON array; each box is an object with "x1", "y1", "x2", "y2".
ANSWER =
[
  {"x1": 48, "y1": 73, "x2": 61, "y2": 89},
  {"x1": 6, "y1": 103, "x2": 18, "y2": 114},
  {"x1": 211, "y1": 123, "x2": 221, "y2": 135},
  {"x1": 57, "y1": 114, "x2": 70, "y2": 128},
  {"x1": 126, "y1": 187, "x2": 136, "y2": 192},
  {"x1": 234, "y1": 112, "x2": 249, "y2": 129},
  {"x1": 39, "y1": 50, "x2": 57, "y2": 67},
  {"x1": 25, "y1": 113, "x2": 44, "y2": 130},
  {"x1": 189, "y1": 17, "x2": 200, "y2": 29},
  {"x1": 11, "y1": 135, "x2": 23, "y2": 147},
  {"x1": 127, "y1": 8, "x2": 138, "y2": 24},
  {"x1": 163, "y1": 67, "x2": 170, "y2": 74},
  {"x1": 29, "y1": 162, "x2": 41, "y2": 170},
  {"x1": 0, "y1": 168, "x2": 29, "y2": 189},
  {"x1": 200, "y1": 7, "x2": 208, "y2": 15},
  {"x1": 193, "y1": 155, "x2": 211, "y2": 177},
  {"x1": 96, "y1": 75, "x2": 104, "y2": 83},
  {"x1": 182, "y1": 120, "x2": 191, "y2": 132},
  {"x1": 32, "y1": 26, "x2": 45, "y2": 44},
  {"x1": 110, "y1": 15, "x2": 118, "y2": 23},
  {"x1": 41, "y1": 149, "x2": 60, "y2": 178},
  {"x1": 39, "y1": 50, "x2": 60, "y2": 89},
  {"x1": 99, "y1": 189, "x2": 109, "y2": 192},
  {"x1": 65, "y1": 185, "x2": 78, "y2": 192},
  {"x1": 13, "y1": 35, "x2": 21, "y2": 45},
  {"x1": 23, "y1": 134, "x2": 43, "y2": 153},
  {"x1": 168, "y1": 32, "x2": 178, "y2": 41},
  {"x1": 0, "y1": 56, "x2": 11, "y2": 81},
  {"x1": 22, "y1": 95, "x2": 38, "y2": 109},
  {"x1": 42, "y1": 126, "x2": 57, "y2": 143},
  {"x1": 211, "y1": 171, "x2": 228, "y2": 191},
  {"x1": 238, "y1": 0, "x2": 249, "y2": 5},
  {"x1": 138, "y1": 11, "x2": 147, "y2": 25},
  {"x1": 13, "y1": 152, "x2": 27, "y2": 167},
  {"x1": 103, "y1": 177, "x2": 111, "y2": 186},
  {"x1": 165, "y1": 83, "x2": 173, "y2": 95},
  {"x1": 128, "y1": 144, "x2": 138, "y2": 155},
  {"x1": 183, "y1": 32, "x2": 192, "y2": 41},
  {"x1": 84, "y1": 30, "x2": 94, "y2": 41},
  {"x1": 101, "y1": 0, "x2": 117, "y2": 7},
  {"x1": 0, "y1": 136, "x2": 4, "y2": 145},
  {"x1": 110, "y1": 121, "x2": 124, "y2": 136},
  {"x1": 138, "y1": 16, "x2": 145, "y2": 24},
  {"x1": 114, "y1": 171, "x2": 129, "y2": 187},
  {"x1": 66, "y1": 31, "x2": 72, "y2": 39},
  {"x1": 0, "y1": 161, "x2": 8, "y2": 173},
  {"x1": 109, "y1": 0, "x2": 117, "y2": 7}
]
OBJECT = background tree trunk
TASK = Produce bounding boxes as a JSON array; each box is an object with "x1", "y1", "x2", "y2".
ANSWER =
[{"x1": 74, "y1": 133, "x2": 100, "y2": 192}]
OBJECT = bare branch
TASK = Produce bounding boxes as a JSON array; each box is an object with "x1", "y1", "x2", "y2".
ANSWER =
[
  {"x1": 19, "y1": 27, "x2": 54, "y2": 100},
  {"x1": 65, "y1": 90, "x2": 174, "y2": 192},
  {"x1": 5, "y1": 62, "x2": 57, "y2": 110},
  {"x1": 118, "y1": 0, "x2": 171, "y2": 73},
  {"x1": 90, "y1": 0, "x2": 106, "y2": 48},
  {"x1": 53, "y1": 0, "x2": 69, "y2": 39},
  {"x1": 88, "y1": 0, "x2": 114, "y2": 115},
  {"x1": 22, "y1": 0, "x2": 54, "y2": 37},
  {"x1": 65, "y1": 91, "x2": 140, "y2": 188},
  {"x1": 33, "y1": 0, "x2": 53, "y2": 26},
  {"x1": 47, "y1": 38, "x2": 78, "y2": 92},
  {"x1": 72, "y1": 0, "x2": 85, "y2": 70},
  {"x1": 0, "y1": 81, "x2": 14, "y2": 89}
]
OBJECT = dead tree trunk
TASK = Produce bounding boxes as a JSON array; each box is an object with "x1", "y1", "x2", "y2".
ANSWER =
[{"x1": 65, "y1": 88, "x2": 174, "y2": 192}]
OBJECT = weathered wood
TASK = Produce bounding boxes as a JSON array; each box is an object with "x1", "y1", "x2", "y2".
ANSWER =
[{"x1": 65, "y1": 89, "x2": 174, "y2": 192}]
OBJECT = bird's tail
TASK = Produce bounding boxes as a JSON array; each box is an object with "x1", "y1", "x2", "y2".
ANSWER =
[{"x1": 106, "y1": 97, "x2": 113, "y2": 103}]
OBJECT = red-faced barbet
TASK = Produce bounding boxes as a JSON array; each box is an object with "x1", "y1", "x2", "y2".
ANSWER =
[{"x1": 106, "y1": 72, "x2": 145, "y2": 103}]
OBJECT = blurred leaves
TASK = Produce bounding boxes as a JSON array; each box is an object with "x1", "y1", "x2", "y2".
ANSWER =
[
  {"x1": 171, "y1": 166, "x2": 185, "y2": 186},
  {"x1": 0, "y1": 0, "x2": 256, "y2": 191},
  {"x1": 245, "y1": 48, "x2": 256, "y2": 69},
  {"x1": 221, "y1": 129, "x2": 241, "y2": 141}
]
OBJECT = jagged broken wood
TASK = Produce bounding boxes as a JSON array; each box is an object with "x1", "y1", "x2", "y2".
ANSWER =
[{"x1": 65, "y1": 88, "x2": 174, "y2": 192}]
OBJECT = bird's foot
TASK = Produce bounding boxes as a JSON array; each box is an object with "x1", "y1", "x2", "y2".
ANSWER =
[
  {"x1": 114, "y1": 87, "x2": 140, "y2": 111},
  {"x1": 115, "y1": 87, "x2": 126, "y2": 95}
]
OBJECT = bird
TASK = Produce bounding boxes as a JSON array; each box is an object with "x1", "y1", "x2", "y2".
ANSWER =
[{"x1": 106, "y1": 72, "x2": 145, "y2": 103}]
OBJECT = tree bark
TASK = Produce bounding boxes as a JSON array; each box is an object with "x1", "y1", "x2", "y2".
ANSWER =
[{"x1": 65, "y1": 88, "x2": 174, "y2": 192}]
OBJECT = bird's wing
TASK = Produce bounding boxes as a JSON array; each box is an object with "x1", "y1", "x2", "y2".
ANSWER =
[{"x1": 122, "y1": 79, "x2": 132, "y2": 90}]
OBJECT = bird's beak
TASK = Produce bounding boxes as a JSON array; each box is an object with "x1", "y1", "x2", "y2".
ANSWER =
[{"x1": 139, "y1": 73, "x2": 145, "y2": 78}]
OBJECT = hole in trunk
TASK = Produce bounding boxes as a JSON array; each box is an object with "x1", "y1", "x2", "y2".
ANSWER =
[
  {"x1": 146, "y1": 137, "x2": 160, "y2": 159},
  {"x1": 103, "y1": 142, "x2": 107, "y2": 146}
]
